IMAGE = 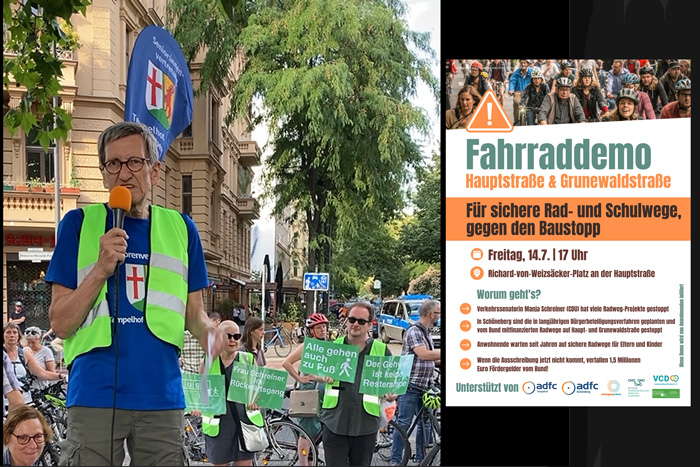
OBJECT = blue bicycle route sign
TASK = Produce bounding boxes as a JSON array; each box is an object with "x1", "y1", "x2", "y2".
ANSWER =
[{"x1": 303, "y1": 273, "x2": 330, "y2": 291}]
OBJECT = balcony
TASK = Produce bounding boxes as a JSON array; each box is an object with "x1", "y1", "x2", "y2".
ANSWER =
[
  {"x1": 236, "y1": 196, "x2": 260, "y2": 221},
  {"x1": 3, "y1": 188, "x2": 80, "y2": 228},
  {"x1": 238, "y1": 140, "x2": 261, "y2": 167}
]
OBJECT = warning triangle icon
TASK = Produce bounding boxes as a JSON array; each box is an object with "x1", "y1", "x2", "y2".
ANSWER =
[{"x1": 466, "y1": 90, "x2": 513, "y2": 132}]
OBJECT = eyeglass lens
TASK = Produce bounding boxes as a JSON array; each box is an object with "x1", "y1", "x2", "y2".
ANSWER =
[
  {"x1": 14, "y1": 433, "x2": 45, "y2": 445},
  {"x1": 347, "y1": 317, "x2": 368, "y2": 325},
  {"x1": 103, "y1": 158, "x2": 147, "y2": 174}
]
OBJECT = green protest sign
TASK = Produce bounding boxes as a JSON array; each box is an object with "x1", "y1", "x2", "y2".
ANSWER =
[
  {"x1": 182, "y1": 372, "x2": 226, "y2": 415},
  {"x1": 299, "y1": 338, "x2": 360, "y2": 383},
  {"x1": 359, "y1": 354, "x2": 414, "y2": 396},
  {"x1": 226, "y1": 361, "x2": 287, "y2": 410}
]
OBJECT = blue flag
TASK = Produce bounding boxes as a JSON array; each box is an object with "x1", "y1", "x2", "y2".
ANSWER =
[{"x1": 124, "y1": 26, "x2": 193, "y2": 160}]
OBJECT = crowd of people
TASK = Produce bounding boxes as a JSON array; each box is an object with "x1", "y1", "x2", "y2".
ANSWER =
[
  {"x1": 446, "y1": 59, "x2": 691, "y2": 129},
  {"x1": 4, "y1": 121, "x2": 441, "y2": 466}
]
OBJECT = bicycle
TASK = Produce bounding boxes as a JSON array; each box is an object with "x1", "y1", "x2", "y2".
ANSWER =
[
  {"x1": 518, "y1": 106, "x2": 540, "y2": 126},
  {"x1": 390, "y1": 372, "x2": 441, "y2": 466},
  {"x1": 28, "y1": 379, "x2": 68, "y2": 466},
  {"x1": 418, "y1": 436, "x2": 440, "y2": 466},
  {"x1": 254, "y1": 391, "x2": 320, "y2": 466},
  {"x1": 491, "y1": 79, "x2": 506, "y2": 106},
  {"x1": 264, "y1": 325, "x2": 295, "y2": 358},
  {"x1": 183, "y1": 413, "x2": 207, "y2": 465}
]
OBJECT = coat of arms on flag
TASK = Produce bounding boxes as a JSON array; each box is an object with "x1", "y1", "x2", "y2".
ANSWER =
[{"x1": 145, "y1": 60, "x2": 176, "y2": 130}]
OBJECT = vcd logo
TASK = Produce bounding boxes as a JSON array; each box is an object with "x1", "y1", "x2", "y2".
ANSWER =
[
  {"x1": 653, "y1": 375, "x2": 679, "y2": 383},
  {"x1": 562, "y1": 381, "x2": 598, "y2": 395},
  {"x1": 522, "y1": 381, "x2": 557, "y2": 394}
]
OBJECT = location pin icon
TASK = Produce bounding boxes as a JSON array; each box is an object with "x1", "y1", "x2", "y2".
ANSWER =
[{"x1": 471, "y1": 267, "x2": 483, "y2": 280}]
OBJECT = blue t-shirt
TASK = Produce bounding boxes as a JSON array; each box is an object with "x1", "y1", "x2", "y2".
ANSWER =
[{"x1": 45, "y1": 204, "x2": 208, "y2": 410}]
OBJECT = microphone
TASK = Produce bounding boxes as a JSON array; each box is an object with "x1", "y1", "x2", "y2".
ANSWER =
[{"x1": 108, "y1": 186, "x2": 132, "y2": 230}]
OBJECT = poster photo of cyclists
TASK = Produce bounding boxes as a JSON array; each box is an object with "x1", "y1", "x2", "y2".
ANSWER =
[{"x1": 446, "y1": 59, "x2": 690, "y2": 130}]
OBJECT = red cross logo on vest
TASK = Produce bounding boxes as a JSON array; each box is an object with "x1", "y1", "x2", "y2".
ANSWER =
[{"x1": 126, "y1": 264, "x2": 146, "y2": 306}]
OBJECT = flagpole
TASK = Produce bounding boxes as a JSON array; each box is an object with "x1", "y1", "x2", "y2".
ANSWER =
[{"x1": 53, "y1": 41, "x2": 61, "y2": 240}]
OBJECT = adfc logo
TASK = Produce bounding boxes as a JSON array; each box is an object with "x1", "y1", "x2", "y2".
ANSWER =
[{"x1": 145, "y1": 60, "x2": 175, "y2": 130}]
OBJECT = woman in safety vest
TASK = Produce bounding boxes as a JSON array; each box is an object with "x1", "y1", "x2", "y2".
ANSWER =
[
  {"x1": 195, "y1": 320, "x2": 259, "y2": 466},
  {"x1": 282, "y1": 313, "x2": 334, "y2": 466}
]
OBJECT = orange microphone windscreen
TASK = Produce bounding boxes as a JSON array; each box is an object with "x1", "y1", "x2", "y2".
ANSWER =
[{"x1": 109, "y1": 186, "x2": 132, "y2": 212}]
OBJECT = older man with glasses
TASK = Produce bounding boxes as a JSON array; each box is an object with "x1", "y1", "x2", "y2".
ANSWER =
[{"x1": 45, "y1": 121, "x2": 227, "y2": 466}]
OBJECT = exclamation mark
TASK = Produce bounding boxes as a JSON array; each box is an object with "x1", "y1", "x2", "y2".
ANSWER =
[{"x1": 487, "y1": 102, "x2": 492, "y2": 126}]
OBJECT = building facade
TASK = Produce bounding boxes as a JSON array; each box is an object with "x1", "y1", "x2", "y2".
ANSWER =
[{"x1": 3, "y1": 0, "x2": 260, "y2": 329}]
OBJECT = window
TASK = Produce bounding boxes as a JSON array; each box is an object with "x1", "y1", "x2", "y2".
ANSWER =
[
  {"x1": 182, "y1": 123, "x2": 192, "y2": 138},
  {"x1": 211, "y1": 96, "x2": 219, "y2": 145},
  {"x1": 26, "y1": 128, "x2": 55, "y2": 183},
  {"x1": 182, "y1": 174, "x2": 192, "y2": 217}
]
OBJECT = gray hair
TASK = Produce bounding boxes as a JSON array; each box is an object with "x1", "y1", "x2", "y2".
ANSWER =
[
  {"x1": 97, "y1": 121, "x2": 159, "y2": 166},
  {"x1": 420, "y1": 300, "x2": 440, "y2": 317}
]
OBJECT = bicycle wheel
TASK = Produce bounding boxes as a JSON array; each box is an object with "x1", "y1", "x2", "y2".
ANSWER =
[
  {"x1": 36, "y1": 442, "x2": 60, "y2": 466},
  {"x1": 254, "y1": 419, "x2": 319, "y2": 466},
  {"x1": 183, "y1": 415, "x2": 208, "y2": 464},
  {"x1": 274, "y1": 333, "x2": 293, "y2": 358},
  {"x1": 419, "y1": 441, "x2": 441, "y2": 466},
  {"x1": 373, "y1": 419, "x2": 410, "y2": 466}
]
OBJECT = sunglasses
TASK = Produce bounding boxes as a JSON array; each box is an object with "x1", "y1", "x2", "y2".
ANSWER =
[
  {"x1": 227, "y1": 333, "x2": 242, "y2": 341},
  {"x1": 347, "y1": 317, "x2": 369, "y2": 325},
  {"x1": 25, "y1": 330, "x2": 41, "y2": 336}
]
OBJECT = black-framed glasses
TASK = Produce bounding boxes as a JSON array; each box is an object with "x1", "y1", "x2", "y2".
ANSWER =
[
  {"x1": 101, "y1": 157, "x2": 149, "y2": 174},
  {"x1": 25, "y1": 329, "x2": 41, "y2": 336},
  {"x1": 227, "y1": 333, "x2": 242, "y2": 341},
  {"x1": 347, "y1": 317, "x2": 369, "y2": 325},
  {"x1": 12, "y1": 433, "x2": 45, "y2": 445}
]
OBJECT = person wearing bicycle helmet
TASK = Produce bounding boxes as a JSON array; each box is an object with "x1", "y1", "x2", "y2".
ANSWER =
[
  {"x1": 282, "y1": 313, "x2": 333, "y2": 465},
  {"x1": 519, "y1": 69, "x2": 550, "y2": 125},
  {"x1": 660, "y1": 79, "x2": 691, "y2": 119},
  {"x1": 573, "y1": 68, "x2": 609, "y2": 122},
  {"x1": 621, "y1": 73, "x2": 655, "y2": 119},
  {"x1": 446, "y1": 85, "x2": 481, "y2": 130},
  {"x1": 659, "y1": 60, "x2": 688, "y2": 104},
  {"x1": 508, "y1": 59, "x2": 533, "y2": 124},
  {"x1": 465, "y1": 60, "x2": 492, "y2": 97},
  {"x1": 390, "y1": 300, "x2": 441, "y2": 466},
  {"x1": 601, "y1": 88, "x2": 642, "y2": 122},
  {"x1": 538, "y1": 76, "x2": 586, "y2": 125},
  {"x1": 639, "y1": 64, "x2": 669, "y2": 118},
  {"x1": 552, "y1": 60, "x2": 576, "y2": 88}
]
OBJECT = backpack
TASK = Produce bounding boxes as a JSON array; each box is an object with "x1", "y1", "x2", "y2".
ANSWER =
[{"x1": 4, "y1": 345, "x2": 30, "y2": 392}]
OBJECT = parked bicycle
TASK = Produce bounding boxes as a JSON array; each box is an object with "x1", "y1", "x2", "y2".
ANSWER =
[
  {"x1": 264, "y1": 324, "x2": 295, "y2": 358},
  {"x1": 183, "y1": 413, "x2": 207, "y2": 465}
]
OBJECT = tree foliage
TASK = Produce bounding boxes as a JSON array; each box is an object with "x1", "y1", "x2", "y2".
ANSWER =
[
  {"x1": 407, "y1": 266, "x2": 440, "y2": 298},
  {"x1": 400, "y1": 150, "x2": 441, "y2": 264},
  {"x1": 331, "y1": 220, "x2": 410, "y2": 298},
  {"x1": 168, "y1": 0, "x2": 438, "y2": 273},
  {"x1": 3, "y1": 0, "x2": 90, "y2": 150}
]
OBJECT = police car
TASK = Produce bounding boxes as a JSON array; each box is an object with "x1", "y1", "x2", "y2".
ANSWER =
[{"x1": 377, "y1": 294, "x2": 440, "y2": 348}]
